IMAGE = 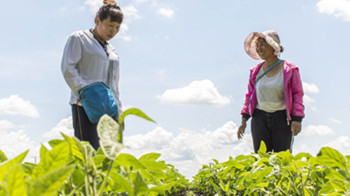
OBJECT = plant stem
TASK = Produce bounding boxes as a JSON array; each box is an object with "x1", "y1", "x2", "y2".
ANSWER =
[{"x1": 98, "y1": 160, "x2": 115, "y2": 195}]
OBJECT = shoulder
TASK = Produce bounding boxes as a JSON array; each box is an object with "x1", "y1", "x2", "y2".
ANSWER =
[
  {"x1": 68, "y1": 30, "x2": 91, "y2": 41},
  {"x1": 250, "y1": 62, "x2": 264, "y2": 75},
  {"x1": 283, "y1": 60, "x2": 299, "y2": 72}
]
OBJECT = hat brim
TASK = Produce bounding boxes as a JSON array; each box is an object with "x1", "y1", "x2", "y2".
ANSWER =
[{"x1": 244, "y1": 32, "x2": 265, "y2": 60}]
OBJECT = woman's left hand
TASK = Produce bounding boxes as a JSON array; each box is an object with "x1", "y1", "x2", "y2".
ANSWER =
[{"x1": 291, "y1": 121, "x2": 302, "y2": 136}]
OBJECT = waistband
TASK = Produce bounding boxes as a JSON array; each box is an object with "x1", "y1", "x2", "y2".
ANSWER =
[{"x1": 254, "y1": 108, "x2": 287, "y2": 116}]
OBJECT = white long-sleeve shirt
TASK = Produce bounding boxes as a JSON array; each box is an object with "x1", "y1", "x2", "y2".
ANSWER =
[{"x1": 61, "y1": 30, "x2": 122, "y2": 114}]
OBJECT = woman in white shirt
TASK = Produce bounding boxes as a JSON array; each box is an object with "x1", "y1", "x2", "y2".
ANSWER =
[
  {"x1": 61, "y1": 2, "x2": 123, "y2": 150},
  {"x1": 237, "y1": 30, "x2": 305, "y2": 153}
]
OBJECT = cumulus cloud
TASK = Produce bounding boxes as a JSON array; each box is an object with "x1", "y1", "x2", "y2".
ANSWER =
[
  {"x1": 157, "y1": 7, "x2": 174, "y2": 18},
  {"x1": 42, "y1": 117, "x2": 74, "y2": 140},
  {"x1": 301, "y1": 125, "x2": 336, "y2": 136},
  {"x1": 326, "y1": 136, "x2": 350, "y2": 155},
  {"x1": 82, "y1": 0, "x2": 103, "y2": 14},
  {"x1": 317, "y1": 0, "x2": 350, "y2": 21},
  {"x1": 123, "y1": 121, "x2": 253, "y2": 178},
  {"x1": 302, "y1": 81, "x2": 319, "y2": 94},
  {"x1": 0, "y1": 120, "x2": 16, "y2": 131},
  {"x1": 0, "y1": 129, "x2": 37, "y2": 160},
  {"x1": 0, "y1": 95, "x2": 39, "y2": 117},
  {"x1": 156, "y1": 80, "x2": 231, "y2": 106}
]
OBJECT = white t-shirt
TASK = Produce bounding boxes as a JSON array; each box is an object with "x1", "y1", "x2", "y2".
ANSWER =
[{"x1": 256, "y1": 67, "x2": 286, "y2": 112}]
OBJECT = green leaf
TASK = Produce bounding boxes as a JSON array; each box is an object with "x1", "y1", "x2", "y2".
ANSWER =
[
  {"x1": 0, "y1": 150, "x2": 8, "y2": 163},
  {"x1": 116, "y1": 153, "x2": 146, "y2": 170},
  {"x1": 133, "y1": 172, "x2": 149, "y2": 195},
  {"x1": 139, "y1": 153, "x2": 161, "y2": 161},
  {"x1": 97, "y1": 114, "x2": 125, "y2": 160},
  {"x1": 0, "y1": 150, "x2": 28, "y2": 181},
  {"x1": 277, "y1": 150, "x2": 293, "y2": 166},
  {"x1": 317, "y1": 147, "x2": 346, "y2": 170},
  {"x1": 62, "y1": 133, "x2": 85, "y2": 163},
  {"x1": 28, "y1": 165, "x2": 75, "y2": 196},
  {"x1": 48, "y1": 139, "x2": 65, "y2": 148},
  {"x1": 109, "y1": 170, "x2": 134, "y2": 196},
  {"x1": 71, "y1": 167, "x2": 84, "y2": 186},
  {"x1": 119, "y1": 108, "x2": 156, "y2": 125},
  {"x1": 258, "y1": 141, "x2": 267, "y2": 154},
  {"x1": 5, "y1": 164, "x2": 28, "y2": 196},
  {"x1": 319, "y1": 180, "x2": 345, "y2": 195},
  {"x1": 32, "y1": 142, "x2": 70, "y2": 179}
]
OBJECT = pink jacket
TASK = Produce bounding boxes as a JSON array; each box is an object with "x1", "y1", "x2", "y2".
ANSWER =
[{"x1": 241, "y1": 61, "x2": 305, "y2": 122}]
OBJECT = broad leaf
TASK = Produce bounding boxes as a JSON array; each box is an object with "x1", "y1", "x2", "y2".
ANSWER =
[
  {"x1": 5, "y1": 164, "x2": 28, "y2": 196},
  {"x1": 0, "y1": 151, "x2": 28, "y2": 181},
  {"x1": 28, "y1": 165, "x2": 75, "y2": 196},
  {"x1": 97, "y1": 114, "x2": 125, "y2": 160}
]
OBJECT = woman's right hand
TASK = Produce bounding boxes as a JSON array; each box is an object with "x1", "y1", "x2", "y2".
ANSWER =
[{"x1": 237, "y1": 119, "x2": 247, "y2": 139}]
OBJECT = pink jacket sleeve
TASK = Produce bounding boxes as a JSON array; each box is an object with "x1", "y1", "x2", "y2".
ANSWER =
[{"x1": 290, "y1": 68, "x2": 305, "y2": 120}]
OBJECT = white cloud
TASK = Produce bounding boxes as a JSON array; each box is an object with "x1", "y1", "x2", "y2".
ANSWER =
[
  {"x1": 0, "y1": 95, "x2": 39, "y2": 117},
  {"x1": 42, "y1": 117, "x2": 74, "y2": 140},
  {"x1": 156, "y1": 80, "x2": 231, "y2": 106},
  {"x1": 123, "y1": 121, "x2": 253, "y2": 178},
  {"x1": 301, "y1": 125, "x2": 336, "y2": 136},
  {"x1": 317, "y1": 0, "x2": 350, "y2": 21},
  {"x1": 0, "y1": 129, "x2": 37, "y2": 160},
  {"x1": 326, "y1": 136, "x2": 350, "y2": 155},
  {"x1": 303, "y1": 95, "x2": 316, "y2": 105},
  {"x1": 118, "y1": 5, "x2": 141, "y2": 42},
  {"x1": 0, "y1": 120, "x2": 16, "y2": 131},
  {"x1": 157, "y1": 7, "x2": 174, "y2": 18},
  {"x1": 330, "y1": 118, "x2": 342, "y2": 124},
  {"x1": 83, "y1": 0, "x2": 103, "y2": 15},
  {"x1": 302, "y1": 81, "x2": 319, "y2": 94}
]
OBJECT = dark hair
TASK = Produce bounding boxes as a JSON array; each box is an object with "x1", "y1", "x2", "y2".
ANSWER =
[{"x1": 97, "y1": 3, "x2": 123, "y2": 24}]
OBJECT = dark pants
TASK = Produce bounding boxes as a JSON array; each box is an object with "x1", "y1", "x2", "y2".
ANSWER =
[
  {"x1": 71, "y1": 104, "x2": 118, "y2": 150},
  {"x1": 251, "y1": 109, "x2": 293, "y2": 153}
]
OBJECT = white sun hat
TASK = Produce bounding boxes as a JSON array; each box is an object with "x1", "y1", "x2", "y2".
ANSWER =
[{"x1": 244, "y1": 30, "x2": 284, "y2": 60}]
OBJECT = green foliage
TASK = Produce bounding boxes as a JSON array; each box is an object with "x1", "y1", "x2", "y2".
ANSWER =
[
  {"x1": 1, "y1": 108, "x2": 350, "y2": 195},
  {"x1": 191, "y1": 141, "x2": 350, "y2": 196},
  {"x1": 0, "y1": 108, "x2": 188, "y2": 196}
]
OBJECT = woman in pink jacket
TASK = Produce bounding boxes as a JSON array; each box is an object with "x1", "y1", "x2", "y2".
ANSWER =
[{"x1": 237, "y1": 30, "x2": 305, "y2": 153}]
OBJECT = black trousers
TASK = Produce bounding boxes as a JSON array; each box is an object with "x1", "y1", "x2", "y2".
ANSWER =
[
  {"x1": 71, "y1": 104, "x2": 118, "y2": 150},
  {"x1": 251, "y1": 109, "x2": 293, "y2": 153}
]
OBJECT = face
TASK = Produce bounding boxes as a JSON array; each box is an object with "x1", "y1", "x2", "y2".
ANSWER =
[
  {"x1": 255, "y1": 37, "x2": 275, "y2": 59},
  {"x1": 95, "y1": 16, "x2": 121, "y2": 42}
]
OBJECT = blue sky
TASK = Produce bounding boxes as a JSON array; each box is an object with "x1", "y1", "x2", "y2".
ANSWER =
[{"x1": 1, "y1": 0, "x2": 350, "y2": 179}]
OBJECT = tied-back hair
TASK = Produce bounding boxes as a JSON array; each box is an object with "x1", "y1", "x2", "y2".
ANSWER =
[{"x1": 97, "y1": 3, "x2": 123, "y2": 24}]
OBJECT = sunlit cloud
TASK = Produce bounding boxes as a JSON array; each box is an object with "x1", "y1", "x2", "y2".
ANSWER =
[
  {"x1": 157, "y1": 7, "x2": 174, "y2": 18},
  {"x1": 42, "y1": 116, "x2": 74, "y2": 140},
  {"x1": 317, "y1": 0, "x2": 350, "y2": 21},
  {"x1": 302, "y1": 81, "x2": 319, "y2": 94},
  {"x1": 123, "y1": 121, "x2": 253, "y2": 178},
  {"x1": 0, "y1": 120, "x2": 16, "y2": 131},
  {"x1": 326, "y1": 136, "x2": 350, "y2": 155},
  {"x1": 301, "y1": 125, "x2": 336, "y2": 136},
  {"x1": 0, "y1": 95, "x2": 39, "y2": 117},
  {"x1": 156, "y1": 80, "x2": 231, "y2": 106},
  {"x1": 0, "y1": 129, "x2": 37, "y2": 160}
]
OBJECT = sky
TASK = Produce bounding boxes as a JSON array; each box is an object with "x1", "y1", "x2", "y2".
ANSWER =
[{"x1": 1, "y1": 0, "x2": 350, "y2": 179}]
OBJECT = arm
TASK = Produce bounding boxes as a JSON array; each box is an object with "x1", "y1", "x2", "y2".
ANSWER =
[
  {"x1": 290, "y1": 68, "x2": 305, "y2": 136},
  {"x1": 61, "y1": 33, "x2": 87, "y2": 94},
  {"x1": 238, "y1": 71, "x2": 255, "y2": 139}
]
